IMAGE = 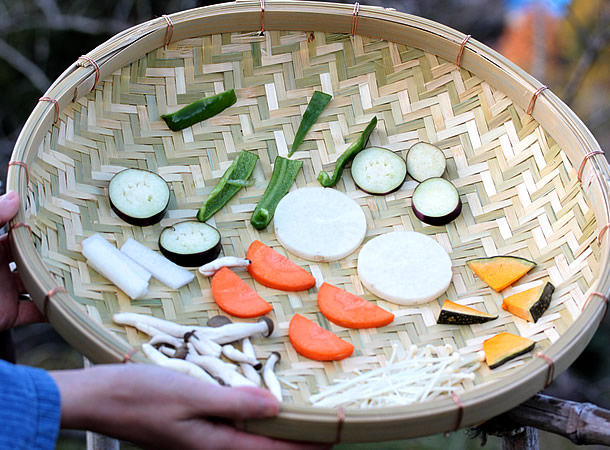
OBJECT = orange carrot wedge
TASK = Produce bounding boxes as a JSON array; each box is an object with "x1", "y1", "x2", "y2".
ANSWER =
[
  {"x1": 318, "y1": 283, "x2": 394, "y2": 329},
  {"x1": 211, "y1": 267, "x2": 273, "y2": 318},
  {"x1": 288, "y1": 314, "x2": 354, "y2": 361},
  {"x1": 246, "y1": 240, "x2": 316, "y2": 291}
]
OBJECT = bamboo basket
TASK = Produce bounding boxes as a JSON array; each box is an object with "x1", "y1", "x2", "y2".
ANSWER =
[{"x1": 7, "y1": 1, "x2": 610, "y2": 443}]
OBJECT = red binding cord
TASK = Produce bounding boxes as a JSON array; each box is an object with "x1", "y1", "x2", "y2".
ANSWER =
[
  {"x1": 584, "y1": 291, "x2": 609, "y2": 324},
  {"x1": 351, "y1": 3, "x2": 360, "y2": 36},
  {"x1": 122, "y1": 348, "x2": 139, "y2": 363},
  {"x1": 259, "y1": 0, "x2": 265, "y2": 35},
  {"x1": 577, "y1": 150, "x2": 604, "y2": 183},
  {"x1": 8, "y1": 161, "x2": 29, "y2": 185},
  {"x1": 598, "y1": 224, "x2": 610, "y2": 246},
  {"x1": 78, "y1": 55, "x2": 101, "y2": 92},
  {"x1": 335, "y1": 406, "x2": 345, "y2": 443},
  {"x1": 8, "y1": 222, "x2": 32, "y2": 236},
  {"x1": 39, "y1": 97, "x2": 60, "y2": 123},
  {"x1": 535, "y1": 352, "x2": 555, "y2": 389},
  {"x1": 162, "y1": 15, "x2": 174, "y2": 48},
  {"x1": 455, "y1": 35, "x2": 471, "y2": 67},
  {"x1": 526, "y1": 85, "x2": 548, "y2": 115},
  {"x1": 42, "y1": 286, "x2": 67, "y2": 320}
]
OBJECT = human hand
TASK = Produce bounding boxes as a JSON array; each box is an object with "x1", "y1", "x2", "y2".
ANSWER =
[
  {"x1": 0, "y1": 190, "x2": 44, "y2": 330},
  {"x1": 51, "y1": 363, "x2": 332, "y2": 450}
]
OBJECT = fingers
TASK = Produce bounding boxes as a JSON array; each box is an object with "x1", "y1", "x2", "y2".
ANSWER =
[
  {"x1": 0, "y1": 191, "x2": 19, "y2": 228},
  {"x1": 192, "y1": 385, "x2": 280, "y2": 420}
]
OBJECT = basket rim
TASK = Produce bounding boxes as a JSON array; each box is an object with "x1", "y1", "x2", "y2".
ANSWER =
[{"x1": 7, "y1": 0, "x2": 610, "y2": 442}]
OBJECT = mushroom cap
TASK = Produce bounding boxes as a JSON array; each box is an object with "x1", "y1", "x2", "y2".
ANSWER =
[
  {"x1": 207, "y1": 315, "x2": 233, "y2": 328},
  {"x1": 258, "y1": 316, "x2": 274, "y2": 337}
]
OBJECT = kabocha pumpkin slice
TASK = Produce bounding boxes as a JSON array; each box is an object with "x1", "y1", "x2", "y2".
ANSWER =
[
  {"x1": 211, "y1": 267, "x2": 273, "y2": 318},
  {"x1": 483, "y1": 332, "x2": 535, "y2": 369},
  {"x1": 318, "y1": 283, "x2": 395, "y2": 329},
  {"x1": 437, "y1": 300, "x2": 498, "y2": 325},
  {"x1": 288, "y1": 314, "x2": 354, "y2": 361},
  {"x1": 246, "y1": 240, "x2": 316, "y2": 291},
  {"x1": 466, "y1": 256, "x2": 536, "y2": 292},
  {"x1": 502, "y1": 282, "x2": 554, "y2": 323}
]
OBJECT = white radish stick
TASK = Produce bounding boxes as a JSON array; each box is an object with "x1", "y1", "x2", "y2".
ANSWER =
[
  {"x1": 83, "y1": 234, "x2": 150, "y2": 299},
  {"x1": 240, "y1": 337, "x2": 262, "y2": 386},
  {"x1": 120, "y1": 238, "x2": 195, "y2": 289},
  {"x1": 263, "y1": 352, "x2": 282, "y2": 402},
  {"x1": 198, "y1": 257, "x2": 251, "y2": 277},
  {"x1": 222, "y1": 344, "x2": 262, "y2": 369},
  {"x1": 113, "y1": 312, "x2": 191, "y2": 337},
  {"x1": 141, "y1": 344, "x2": 218, "y2": 385},
  {"x1": 85, "y1": 234, "x2": 152, "y2": 283},
  {"x1": 186, "y1": 353, "x2": 256, "y2": 388}
]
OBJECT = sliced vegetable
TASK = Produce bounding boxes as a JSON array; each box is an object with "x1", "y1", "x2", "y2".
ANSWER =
[
  {"x1": 273, "y1": 187, "x2": 367, "y2": 262},
  {"x1": 199, "y1": 256, "x2": 251, "y2": 277},
  {"x1": 246, "y1": 240, "x2": 316, "y2": 291},
  {"x1": 159, "y1": 221, "x2": 221, "y2": 267},
  {"x1": 108, "y1": 168, "x2": 170, "y2": 226},
  {"x1": 120, "y1": 238, "x2": 194, "y2": 290},
  {"x1": 350, "y1": 146, "x2": 407, "y2": 194},
  {"x1": 406, "y1": 142, "x2": 446, "y2": 182},
  {"x1": 317, "y1": 116, "x2": 378, "y2": 187},
  {"x1": 357, "y1": 231, "x2": 452, "y2": 305},
  {"x1": 437, "y1": 299, "x2": 498, "y2": 325},
  {"x1": 412, "y1": 177, "x2": 462, "y2": 226},
  {"x1": 82, "y1": 234, "x2": 149, "y2": 300},
  {"x1": 288, "y1": 314, "x2": 354, "y2": 361},
  {"x1": 502, "y1": 281, "x2": 554, "y2": 323},
  {"x1": 467, "y1": 256, "x2": 536, "y2": 292},
  {"x1": 161, "y1": 89, "x2": 237, "y2": 131},
  {"x1": 289, "y1": 91, "x2": 332, "y2": 157},
  {"x1": 318, "y1": 282, "x2": 394, "y2": 329},
  {"x1": 250, "y1": 156, "x2": 303, "y2": 230},
  {"x1": 197, "y1": 150, "x2": 259, "y2": 222},
  {"x1": 211, "y1": 267, "x2": 273, "y2": 318},
  {"x1": 483, "y1": 332, "x2": 535, "y2": 369}
]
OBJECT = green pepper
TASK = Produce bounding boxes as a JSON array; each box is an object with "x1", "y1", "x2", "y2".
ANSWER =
[
  {"x1": 250, "y1": 156, "x2": 303, "y2": 230},
  {"x1": 161, "y1": 89, "x2": 237, "y2": 131},
  {"x1": 317, "y1": 116, "x2": 377, "y2": 187},
  {"x1": 288, "y1": 91, "x2": 332, "y2": 157},
  {"x1": 197, "y1": 150, "x2": 259, "y2": 222}
]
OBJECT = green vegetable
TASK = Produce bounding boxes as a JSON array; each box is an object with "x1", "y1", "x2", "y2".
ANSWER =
[
  {"x1": 161, "y1": 89, "x2": 237, "y2": 131},
  {"x1": 317, "y1": 116, "x2": 377, "y2": 187},
  {"x1": 250, "y1": 156, "x2": 303, "y2": 230},
  {"x1": 197, "y1": 150, "x2": 259, "y2": 222},
  {"x1": 288, "y1": 91, "x2": 332, "y2": 157}
]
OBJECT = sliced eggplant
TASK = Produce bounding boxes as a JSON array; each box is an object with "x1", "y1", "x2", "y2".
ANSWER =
[
  {"x1": 406, "y1": 142, "x2": 446, "y2": 182},
  {"x1": 159, "y1": 221, "x2": 221, "y2": 267},
  {"x1": 108, "y1": 168, "x2": 170, "y2": 226},
  {"x1": 350, "y1": 146, "x2": 407, "y2": 195},
  {"x1": 412, "y1": 177, "x2": 461, "y2": 226}
]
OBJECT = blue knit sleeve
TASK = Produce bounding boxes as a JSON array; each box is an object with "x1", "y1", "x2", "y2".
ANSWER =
[{"x1": 0, "y1": 359, "x2": 61, "y2": 450}]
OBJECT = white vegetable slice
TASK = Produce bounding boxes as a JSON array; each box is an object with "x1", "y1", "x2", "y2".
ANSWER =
[
  {"x1": 82, "y1": 234, "x2": 149, "y2": 300},
  {"x1": 273, "y1": 187, "x2": 367, "y2": 262},
  {"x1": 120, "y1": 238, "x2": 194, "y2": 289},
  {"x1": 412, "y1": 178, "x2": 462, "y2": 226},
  {"x1": 406, "y1": 142, "x2": 446, "y2": 182},
  {"x1": 357, "y1": 231, "x2": 452, "y2": 305},
  {"x1": 351, "y1": 146, "x2": 407, "y2": 195}
]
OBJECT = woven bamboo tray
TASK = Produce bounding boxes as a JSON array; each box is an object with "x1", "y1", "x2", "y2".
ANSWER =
[{"x1": 7, "y1": 1, "x2": 610, "y2": 443}]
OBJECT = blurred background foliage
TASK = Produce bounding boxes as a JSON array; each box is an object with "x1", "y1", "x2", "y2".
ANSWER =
[{"x1": 1, "y1": 0, "x2": 608, "y2": 448}]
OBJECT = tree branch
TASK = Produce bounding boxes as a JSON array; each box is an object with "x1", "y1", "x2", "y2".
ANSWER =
[{"x1": 0, "y1": 38, "x2": 50, "y2": 92}]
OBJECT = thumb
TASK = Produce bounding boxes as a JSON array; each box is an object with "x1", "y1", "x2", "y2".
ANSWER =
[{"x1": 0, "y1": 191, "x2": 19, "y2": 228}]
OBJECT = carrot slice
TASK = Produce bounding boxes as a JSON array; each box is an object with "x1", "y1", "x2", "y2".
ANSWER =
[
  {"x1": 288, "y1": 314, "x2": 354, "y2": 361},
  {"x1": 318, "y1": 283, "x2": 394, "y2": 329},
  {"x1": 246, "y1": 240, "x2": 316, "y2": 291},
  {"x1": 211, "y1": 267, "x2": 273, "y2": 318}
]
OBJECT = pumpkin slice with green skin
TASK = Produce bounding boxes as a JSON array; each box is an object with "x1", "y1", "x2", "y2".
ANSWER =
[
  {"x1": 483, "y1": 332, "x2": 535, "y2": 369},
  {"x1": 502, "y1": 281, "x2": 554, "y2": 323},
  {"x1": 437, "y1": 299, "x2": 498, "y2": 325},
  {"x1": 466, "y1": 256, "x2": 536, "y2": 292}
]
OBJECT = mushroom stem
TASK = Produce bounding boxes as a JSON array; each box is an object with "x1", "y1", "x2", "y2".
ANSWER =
[
  {"x1": 222, "y1": 344, "x2": 262, "y2": 369},
  {"x1": 240, "y1": 337, "x2": 262, "y2": 386},
  {"x1": 189, "y1": 335, "x2": 222, "y2": 358},
  {"x1": 114, "y1": 313, "x2": 190, "y2": 337},
  {"x1": 263, "y1": 352, "x2": 282, "y2": 402},
  {"x1": 186, "y1": 353, "x2": 256, "y2": 388},
  {"x1": 198, "y1": 257, "x2": 251, "y2": 277},
  {"x1": 200, "y1": 317, "x2": 274, "y2": 344},
  {"x1": 141, "y1": 344, "x2": 218, "y2": 385}
]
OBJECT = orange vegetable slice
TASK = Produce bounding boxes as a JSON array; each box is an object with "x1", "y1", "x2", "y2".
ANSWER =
[
  {"x1": 210, "y1": 267, "x2": 273, "y2": 318},
  {"x1": 483, "y1": 332, "x2": 535, "y2": 369},
  {"x1": 501, "y1": 281, "x2": 554, "y2": 323},
  {"x1": 437, "y1": 299, "x2": 498, "y2": 325},
  {"x1": 288, "y1": 314, "x2": 354, "y2": 361},
  {"x1": 246, "y1": 240, "x2": 316, "y2": 291},
  {"x1": 318, "y1": 283, "x2": 394, "y2": 329},
  {"x1": 466, "y1": 256, "x2": 536, "y2": 292}
]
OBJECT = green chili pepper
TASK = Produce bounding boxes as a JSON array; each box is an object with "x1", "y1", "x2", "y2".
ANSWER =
[
  {"x1": 288, "y1": 91, "x2": 332, "y2": 157},
  {"x1": 197, "y1": 150, "x2": 259, "y2": 222},
  {"x1": 250, "y1": 156, "x2": 303, "y2": 230},
  {"x1": 317, "y1": 116, "x2": 378, "y2": 187},
  {"x1": 161, "y1": 89, "x2": 237, "y2": 131}
]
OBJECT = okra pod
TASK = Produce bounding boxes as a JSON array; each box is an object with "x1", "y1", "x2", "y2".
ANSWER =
[
  {"x1": 317, "y1": 116, "x2": 378, "y2": 187},
  {"x1": 288, "y1": 91, "x2": 332, "y2": 157},
  {"x1": 161, "y1": 89, "x2": 237, "y2": 131}
]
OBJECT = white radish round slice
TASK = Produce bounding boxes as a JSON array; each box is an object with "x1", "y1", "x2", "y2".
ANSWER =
[
  {"x1": 357, "y1": 231, "x2": 452, "y2": 305},
  {"x1": 274, "y1": 187, "x2": 367, "y2": 262}
]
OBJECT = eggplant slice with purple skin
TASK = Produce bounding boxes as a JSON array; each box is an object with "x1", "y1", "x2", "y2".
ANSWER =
[
  {"x1": 109, "y1": 168, "x2": 170, "y2": 226},
  {"x1": 159, "y1": 221, "x2": 222, "y2": 267},
  {"x1": 412, "y1": 177, "x2": 462, "y2": 226},
  {"x1": 406, "y1": 142, "x2": 446, "y2": 182},
  {"x1": 350, "y1": 146, "x2": 407, "y2": 195}
]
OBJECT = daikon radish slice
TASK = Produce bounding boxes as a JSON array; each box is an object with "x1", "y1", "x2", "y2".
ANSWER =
[
  {"x1": 357, "y1": 231, "x2": 452, "y2": 305},
  {"x1": 82, "y1": 234, "x2": 149, "y2": 299},
  {"x1": 273, "y1": 187, "x2": 367, "y2": 262},
  {"x1": 120, "y1": 238, "x2": 194, "y2": 289}
]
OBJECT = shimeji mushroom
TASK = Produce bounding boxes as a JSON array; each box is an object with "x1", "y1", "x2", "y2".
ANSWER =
[
  {"x1": 240, "y1": 337, "x2": 262, "y2": 386},
  {"x1": 186, "y1": 352, "x2": 257, "y2": 388},
  {"x1": 202, "y1": 317, "x2": 274, "y2": 344},
  {"x1": 263, "y1": 352, "x2": 282, "y2": 402},
  {"x1": 141, "y1": 343, "x2": 218, "y2": 385},
  {"x1": 198, "y1": 257, "x2": 251, "y2": 277},
  {"x1": 222, "y1": 344, "x2": 262, "y2": 369}
]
